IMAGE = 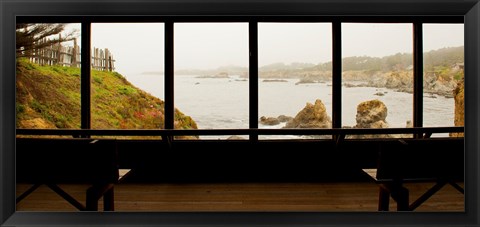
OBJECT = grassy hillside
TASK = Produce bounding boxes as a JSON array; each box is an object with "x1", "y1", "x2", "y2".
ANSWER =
[{"x1": 16, "y1": 58, "x2": 197, "y2": 131}]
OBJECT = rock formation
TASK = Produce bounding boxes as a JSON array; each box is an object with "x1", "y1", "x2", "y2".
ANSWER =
[
  {"x1": 350, "y1": 99, "x2": 390, "y2": 139},
  {"x1": 284, "y1": 99, "x2": 332, "y2": 129},
  {"x1": 452, "y1": 78, "x2": 464, "y2": 137},
  {"x1": 424, "y1": 72, "x2": 458, "y2": 98},
  {"x1": 367, "y1": 71, "x2": 413, "y2": 93},
  {"x1": 295, "y1": 78, "x2": 317, "y2": 85},
  {"x1": 277, "y1": 115, "x2": 293, "y2": 123},
  {"x1": 384, "y1": 71, "x2": 413, "y2": 89},
  {"x1": 355, "y1": 99, "x2": 389, "y2": 128},
  {"x1": 259, "y1": 115, "x2": 293, "y2": 126},
  {"x1": 227, "y1": 135, "x2": 247, "y2": 140},
  {"x1": 362, "y1": 70, "x2": 459, "y2": 98},
  {"x1": 259, "y1": 116, "x2": 281, "y2": 126}
]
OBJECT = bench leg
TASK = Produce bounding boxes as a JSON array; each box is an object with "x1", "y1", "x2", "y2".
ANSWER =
[
  {"x1": 47, "y1": 184, "x2": 86, "y2": 211},
  {"x1": 378, "y1": 187, "x2": 390, "y2": 211},
  {"x1": 16, "y1": 184, "x2": 42, "y2": 204},
  {"x1": 391, "y1": 186, "x2": 409, "y2": 211},
  {"x1": 86, "y1": 184, "x2": 114, "y2": 211},
  {"x1": 409, "y1": 181, "x2": 446, "y2": 210},
  {"x1": 86, "y1": 186, "x2": 99, "y2": 211},
  {"x1": 103, "y1": 187, "x2": 114, "y2": 211},
  {"x1": 379, "y1": 182, "x2": 409, "y2": 211},
  {"x1": 449, "y1": 181, "x2": 464, "y2": 194}
]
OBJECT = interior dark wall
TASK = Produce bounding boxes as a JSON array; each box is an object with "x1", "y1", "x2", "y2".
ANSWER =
[
  {"x1": 116, "y1": 139, "x2": 371, "y2": 182},
  {"x1": 15, "y1": 138, "x2": 463, "y2": 183}
]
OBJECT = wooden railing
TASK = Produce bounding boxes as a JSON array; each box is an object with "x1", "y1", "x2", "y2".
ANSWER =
[{"x1": 16, "y1": 126, "x2": 464, "y2": 138}]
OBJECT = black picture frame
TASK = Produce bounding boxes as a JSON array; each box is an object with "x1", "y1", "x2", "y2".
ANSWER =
[{"x1": 1, "y1": 0, "x2": 479, "y2": 226}]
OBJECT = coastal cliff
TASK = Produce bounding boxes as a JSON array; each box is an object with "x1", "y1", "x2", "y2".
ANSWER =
[{"x1": 16, "y1": 58, "x2": 197, "y2": 131}]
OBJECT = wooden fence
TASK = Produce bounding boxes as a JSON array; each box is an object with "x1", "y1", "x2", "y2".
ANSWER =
[{"x1": 28, "y1": 37, "x2": 115, "y2": 72}]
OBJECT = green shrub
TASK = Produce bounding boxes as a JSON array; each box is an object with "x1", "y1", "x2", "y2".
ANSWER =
[
  {"x1": 30, "y1": 100, "x2": 53, "y2": 122},
  {"x1": 16, "y1": 103, "x2": 25, "y2": 114},
  {"x1": 93, "y1": 75, "x2": 103, "y2": 84},
  {"x1": 54, "y1": 114, "x2": 68, "y2": 128},
  {"x1": 118, "y1": 86, "x2": 137, "y2": 95},
  {"x1": 454, "y1": 72, "x2": 463, "y2": 81}
]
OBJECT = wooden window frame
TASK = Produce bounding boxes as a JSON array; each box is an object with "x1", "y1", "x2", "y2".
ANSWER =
[{"x1": 15, "y1": 16, "x2": 464, "y2": 139}]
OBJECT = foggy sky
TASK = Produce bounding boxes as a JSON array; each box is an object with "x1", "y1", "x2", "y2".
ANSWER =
[{"x1": 64, "y1": 23, "x2": 464, "y2": 75}]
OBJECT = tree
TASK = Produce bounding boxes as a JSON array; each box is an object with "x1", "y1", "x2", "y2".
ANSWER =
[{"x1": 16, "y1": 23, "x2": 78, "y2": 58}]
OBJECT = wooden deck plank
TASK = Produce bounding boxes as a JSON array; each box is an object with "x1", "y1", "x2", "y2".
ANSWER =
[{"x1": 16, "y1": 182, "x2": 464, "y2": 212}]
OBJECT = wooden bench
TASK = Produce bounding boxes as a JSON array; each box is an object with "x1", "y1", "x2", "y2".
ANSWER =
[
  {"x1": 363, "y1": 138, "x2": 464, "y2": 211},
  {"x1": 16, "y1": 138, "x2": 131, "y2": 211}
]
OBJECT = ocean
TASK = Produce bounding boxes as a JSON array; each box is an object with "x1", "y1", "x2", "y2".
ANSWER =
[{"x1": 125, "y1": 73, "x2": 455, "y2": 138}]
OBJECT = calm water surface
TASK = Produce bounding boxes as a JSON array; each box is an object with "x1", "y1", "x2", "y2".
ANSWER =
[{"x1": 125, "y1": 74, "x2": 455, "y2": 138}]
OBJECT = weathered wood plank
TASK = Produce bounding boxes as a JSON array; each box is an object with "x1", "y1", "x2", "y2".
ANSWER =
[{"x1": 16, "y1": 182, "x2": 464, "y2": 212}]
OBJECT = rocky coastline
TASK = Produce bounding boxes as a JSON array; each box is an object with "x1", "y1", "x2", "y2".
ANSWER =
[
  {"x1": 259, "y1": 73, "x2": 463, "y2": 138},
  {"x1": 297, "y1": 69, "x2": 461, "y2": 98}
]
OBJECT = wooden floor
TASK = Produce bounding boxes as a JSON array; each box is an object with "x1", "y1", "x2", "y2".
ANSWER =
[{"x1": 16, "y1": 181, "x2": 464, "y2": 212}]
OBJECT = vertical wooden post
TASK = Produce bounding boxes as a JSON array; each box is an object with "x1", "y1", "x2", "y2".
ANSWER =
[
  {"x1": 111, "y1": 53, "x2": 114, "y2": 71},
  {"x1": 99, "y1": 48, "x2": 102, "y2": 70},
  {"x1": 100, "y1": 48, "x2": 102, "y2": 70},
  {"x1": 73, "y1": 38, "x2": 77, "y2": 67},
  {"x1": 67, "y1": 47, "x2": 71, "y2": 66},
  {"x1": 92, "y1": 48, "x2": 94, "y2": 70},
  {"x1": 97, "y1": 48, "x2": 99, "y2": 70},
  {"x1": 96, "y1": 48, "x2": 99, "y2": 70},
  {"x1": 105, "y1": 49, "x2": 109, "y2": 71},
  {"x1": 164, "y1": 21, "x2": 174, "y2": 130},
  {"x1": 47, "y1": 38, "x2": 50, "y2": 65},
  {"x1": 77, "y1": 43, "x2": 81, "y2": 68},
  {"x1": 98, "y1": 48, "x2": 100, "y2": 71},
  {"x1": 37, "y1": 43, "x2": 40, "y2": 64},
  {"x1": 111, "y1": 54, "x2": 114, "y2": 71},
  {"x1": 249, "y1": 21, "x2": 258, "y2": 142},
  {"x1": 378, "y1": 187, "x2": 390, "y2": 211},
  {"x1": 332, "y1": 21, "x2": 342, "y2": 129},
  {"x1": 81, "y1": 22, "x2": 92, "y2": 131},
  {"x1": 57, "y1": 34, "x2": 62, "y2": 66},
  {"x1": 93, "y1": 48, "x2": 97, "y2": 70},
  {"x1": 99, "y1": 49, "x2": 102, "y2": 71},
  {"x1": 413, "y1": 22, "x2": 423, "y2": 138},
  {"x1": 34, "y1": 38, "x2": 38, "y2": 64},
  {"x1": 40, "y1": 38, "x2": 44, "y2": 65},
  {"x1": 104, "y1": 49, "x2": 107, "y2": 71},
  {"x1": 43, "y1": 39, "x2": 47, "y2": 65}
]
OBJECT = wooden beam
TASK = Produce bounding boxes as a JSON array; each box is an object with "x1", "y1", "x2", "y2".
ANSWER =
[
  {"x1": 164, "y1": 21, "x2": 174, "y2": 130},
  {"x1": 413, "y1": 22, "x2": 423, "y2": 137},
  {"x1": 81, "y1": 22, "x2": 91, "y2": 131},
  {"x1": 249, "y1": 21, "x2": 259, "y2": 142},
  {"x1": 332, "y1": 21, "x2": 342, "y2": 129}
]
